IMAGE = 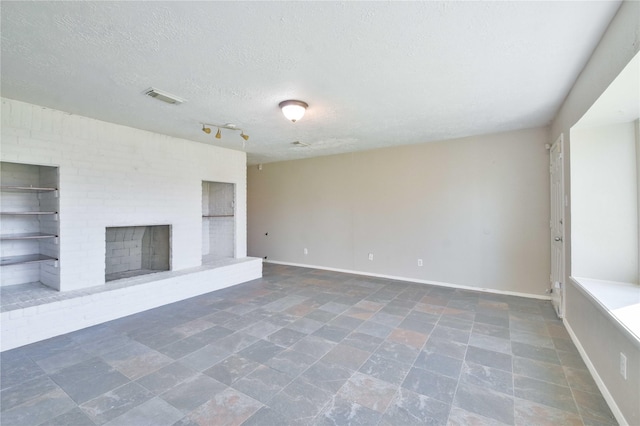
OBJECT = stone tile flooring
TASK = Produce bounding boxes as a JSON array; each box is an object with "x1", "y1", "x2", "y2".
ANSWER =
[{"x1": 1, "y1": 264, "x2": 617, "y2": 425}]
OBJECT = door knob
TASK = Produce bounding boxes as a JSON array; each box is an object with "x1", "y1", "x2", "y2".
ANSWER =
[{"x1": 554, "y1": 236, "x2": 563, "y2": 242}]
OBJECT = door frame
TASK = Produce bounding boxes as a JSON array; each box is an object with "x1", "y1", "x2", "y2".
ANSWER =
[{"x1": 550, "y1": 133, "x2": 566, "y2": 318}]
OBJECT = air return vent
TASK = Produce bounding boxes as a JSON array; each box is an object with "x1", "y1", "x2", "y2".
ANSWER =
[{"x1": 143, "y1": 87, "x2": 185, "y2": 105}]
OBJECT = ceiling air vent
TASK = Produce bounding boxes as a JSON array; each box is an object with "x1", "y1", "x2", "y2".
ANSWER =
[
  {"x1": 143, "y1": 87, "x2": 185, "y2": 105},
  {"x1": 292, "y1": 141, "x2": 310, "y2": 147}
]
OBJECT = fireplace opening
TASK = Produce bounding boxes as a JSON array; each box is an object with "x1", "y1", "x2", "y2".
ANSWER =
[{"x1": 105, "y1": 225, "x2": 170, "y2": 282}]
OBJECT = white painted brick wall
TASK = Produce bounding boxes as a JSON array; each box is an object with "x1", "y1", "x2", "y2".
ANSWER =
[{"x1": 1, "y1": 98, "x2": 248, "y2": 291}]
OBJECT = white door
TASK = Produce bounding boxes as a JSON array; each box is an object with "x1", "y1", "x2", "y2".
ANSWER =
[{"x1": 550, "y1": 134, "x2": 565, "y2": 317}]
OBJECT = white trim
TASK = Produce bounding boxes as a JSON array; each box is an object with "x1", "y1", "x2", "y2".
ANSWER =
[
  {"x1": 635, "y1": 119, "x2": 640, "y2": 286},
  {"x1": 550, "y1": 133, "x2": 566, "y2": 317},
  {"x1": 265, "y1": 260, "x2": 551, "y2": 300},
  {"x1": 570, "y1": 276, "x2": 640, "y2": 349},
  {"x1": 564, "y1": 319, "x2": 628, "y2": 426}
]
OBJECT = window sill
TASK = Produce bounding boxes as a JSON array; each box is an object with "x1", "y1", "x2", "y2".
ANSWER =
[{"x1": 571, "y1": 277, "x2": 640, "y2": 348}]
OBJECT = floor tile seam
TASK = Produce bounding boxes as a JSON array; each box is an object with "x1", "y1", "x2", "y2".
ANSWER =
[
  {"x1": 512, "y1": 378, "x2": 581, "y2": 417},
  {"x1": 445, "y1": 334, "x2": 473, "y2": 426},
  {"x1": 511, "y1": 394, "x2": 583, "y2": 423},
  {"x1": 313, "y1": 347, "x2": 377, "y2": 411},
  {"x1": 511, "y1": 355, "x2": 580, "y2": 390},
  {"x1": 575, "y1": 407, "x2": 618, "y2": 425},
  {"x1": 160, "y1": 376, "x2": 237, "y2": 415},
  {"x1": 378, "y1": 339, "x2": 428, "y2": 420},
  {"x1": 432, "y1": 316, "x2": 471, "y2": 339},
  {"x1": 327, "y1": 369, "x2": 396, "y2": 420},
  {"x1": 32, "y1": 374, "x2": 86, "y2": 415},
  {"x1": 134, "y1": 370, "x2": 191, "y2": 397},
  {"x1": 564, "y1": 376, "x2": 597, "y2": 425},
  {"x1": 100, "y1": 352, "x2": 173, "y2": 383},
  {"x1": 27, "y1": 343, "x2": 88, "y2": 366},
  {"x1": 76, "y1": 381, "x2": 155, "y2": 424},
  {"x1": 299, "y1": 391, "x2": 340, "y2": 425},
  {"x1": 511, "y1": 341, "x2": 517, "y2": 426},
  {"x1": 0, "y1": 369, "x2": 48, "y2": 393},
  {"x1": 245, "y1": 358, "x2": 302, "y2": 408},
  {"x1": 69, "y1": 326, "x2": 128, "y2": 346},
  {"x1": 0, "y1": 377, "x2": 65, "y2": 415}
]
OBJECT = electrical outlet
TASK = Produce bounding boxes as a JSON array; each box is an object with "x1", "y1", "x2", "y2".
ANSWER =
[
  {"x1": 368, "y1": 253, "x2": 374, "y2": 261},
  {"x1": 304, "y1": 248, "x2": 308, "y2": 255},
  {"x1": 417, "y1": 259, "x2": 423, "y2": 267},
  {"x1": 620, "y1": 353, "x2": 627, "y2": 380}
]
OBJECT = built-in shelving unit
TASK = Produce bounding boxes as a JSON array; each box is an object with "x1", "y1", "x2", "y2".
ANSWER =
[
  {"x1": 0, "y1": 162, "x2": 60, "y2": 289},
  {"x1": 1, "y1": 211, "x2": 58, "y2": 215},
  {"x1": 1, "y1": 254, "x2": 58, "y2": 266},
  {"x1": 0, "y1": 232, "x2": 57, "y2": 240},
  {"x1": 202, "y1": 181, "x2": 235, "y2": 261},
  {"x1": 1, "y1": 185, "x2": 58, "y2": 192}
]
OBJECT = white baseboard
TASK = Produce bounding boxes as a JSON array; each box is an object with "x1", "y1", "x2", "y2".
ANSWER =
[
  {"x1": 265, "y1": 260, "x2": 550, "y2": 301},
  {"x1": 564, "y1": 319, "x2": 628, "y2": 426}
]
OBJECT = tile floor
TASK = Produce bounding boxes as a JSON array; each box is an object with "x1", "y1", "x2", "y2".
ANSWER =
[{"x1": 1, "y1": 264, "x2": 617, "y2": 425}]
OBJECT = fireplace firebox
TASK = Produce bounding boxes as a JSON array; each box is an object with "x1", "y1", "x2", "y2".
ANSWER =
[{"x1": 105, "y1": 225, "x2": 170, "y2": 282}]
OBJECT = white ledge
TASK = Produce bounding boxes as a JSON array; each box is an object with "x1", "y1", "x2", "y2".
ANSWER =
[{"x1": 571, "y1": 276, "x2": 640, "y2": 348}]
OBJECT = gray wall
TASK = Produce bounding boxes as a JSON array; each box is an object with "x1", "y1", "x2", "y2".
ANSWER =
[
  {"x1": 550, "y1": 1, "x2": 640, "y2": 424},
  {"x1": 248, "y1": 127, "x2": 550, "y2": 297},
  {"x1": 566, "y1": 281, "x2": 639, "y2": 424}
]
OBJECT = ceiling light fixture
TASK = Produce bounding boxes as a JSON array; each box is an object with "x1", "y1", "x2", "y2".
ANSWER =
[
  {"x1": 279, "y1": 100, "x2": 308, "y2": 123},
  {"x1": 200, "y1": 123, "x2": 249, "y2": 143}
]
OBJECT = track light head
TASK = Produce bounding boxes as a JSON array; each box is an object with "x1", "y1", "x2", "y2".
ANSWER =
[{"x1": 200, "y1": 123, "x2": 248, "y2": 144}]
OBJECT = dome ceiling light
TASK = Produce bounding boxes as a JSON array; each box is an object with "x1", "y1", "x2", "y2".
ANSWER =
[{"x1": 279, "y1": 100, "x2": 308, "y2": 123}]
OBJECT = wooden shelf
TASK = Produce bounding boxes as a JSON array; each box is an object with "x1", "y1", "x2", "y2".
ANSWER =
[
  {"x1": 1, "y1": 254, "x2": 58, "y2": 267},
  {"x1": 0, "y1": 233, "x2": 57, "y2": 240},
  {"x1": 1, "y1": 186, "x2": 57, "y2": 192},
  {"x1": 202, "y1": 215, "x2": 234, "y2": 218},
  {"x1": 1, "y1": 211, "x2": 57, "y2": 215}
]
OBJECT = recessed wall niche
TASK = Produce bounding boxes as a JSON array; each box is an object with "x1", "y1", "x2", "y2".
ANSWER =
[
  {"x1": 0, "y1": 161, "x2": 60, "y2": 289},
  {"x1": 202, "y1": 181, "x2": 235, "y2": 263}
]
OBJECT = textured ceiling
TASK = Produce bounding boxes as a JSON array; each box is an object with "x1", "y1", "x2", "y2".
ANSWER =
[{"x1": 1, "y1": 1, "x2": 621, "y2": 165}]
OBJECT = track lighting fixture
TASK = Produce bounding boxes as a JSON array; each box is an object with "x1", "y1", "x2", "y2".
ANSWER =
[
  {"x1": 200, "y1": 123, "x2": 249, "y2": 144},
  {"x1": 279, "y1": 100, "x2": 308, "y2": 122}
]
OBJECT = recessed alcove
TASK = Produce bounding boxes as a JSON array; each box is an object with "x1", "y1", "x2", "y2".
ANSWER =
[{"x1": 202, "y1": 181, "x2": 235, "y2": 263}]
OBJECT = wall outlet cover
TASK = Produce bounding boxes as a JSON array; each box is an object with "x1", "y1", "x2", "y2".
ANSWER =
[{"x1": 620, "y1": 352, "x2": 627, "y2": 380}]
